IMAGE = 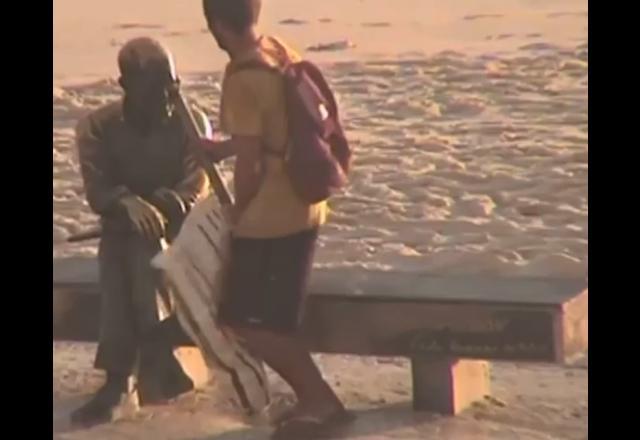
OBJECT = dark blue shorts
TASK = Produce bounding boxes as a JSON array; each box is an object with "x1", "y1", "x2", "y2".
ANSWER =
[{"x1": 218, "y1": 228, "x2": 319, "y2": 334}]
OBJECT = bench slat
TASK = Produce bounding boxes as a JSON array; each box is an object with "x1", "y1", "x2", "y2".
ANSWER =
[{"x1": 54, "y1": 257, "x2": 586, "y2": 306}]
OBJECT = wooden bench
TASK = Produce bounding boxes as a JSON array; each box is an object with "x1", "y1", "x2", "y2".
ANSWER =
[{"x1": 53, "y1": 256, "x2": 588, "y2": 415}]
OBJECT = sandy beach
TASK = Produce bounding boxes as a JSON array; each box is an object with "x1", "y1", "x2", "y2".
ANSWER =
[
  {"x1": 53, "y1": 0, "x2": 588, "y2": 438},
  {"x1": 54, "y1": 343, "x2": 587, "y2": 440}
]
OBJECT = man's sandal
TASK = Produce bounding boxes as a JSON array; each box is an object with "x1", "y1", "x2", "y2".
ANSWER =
[{"x1": 271, "y1": 409, "x2": 356, "y2": 440}]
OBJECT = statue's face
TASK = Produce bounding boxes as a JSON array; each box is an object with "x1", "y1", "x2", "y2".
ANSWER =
[
  {"x1": 128, "y1": 74, "x2": 171, "y2": 114},
  {"x1": 120, "y1": 63, "x2": 176, "y2": 127}
]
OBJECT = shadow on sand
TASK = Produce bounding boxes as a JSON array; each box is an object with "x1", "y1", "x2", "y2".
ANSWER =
[{"x1": 187, "y1": 403, "x2": 442, "y2": 440}]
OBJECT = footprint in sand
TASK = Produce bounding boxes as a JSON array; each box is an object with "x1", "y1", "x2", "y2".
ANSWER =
[
  {"x1": 307, "y1": 40, "x2": 356, "y2": 52},
  {"x1": 463, "y1": 14, "x2": 504, "y2": 21},
  {"x1": 455, "y1": 195, "x2": 496, "y2": 217},
  {"x1": 113, "y1": 23, "x2": 164, "y2": 30},
  {"x1": 519, "y1": 42, "x2": 560, "y2": 52},
  {"x1": 279, "y1": 18, "x2": 307, "y2": 25},
  {"x1": 361, "y1": 22, "x2": 391, "y2": 28},
  {"x1": 163, "y1": 31, "x2": 187, "y2": 37},
  {"x1": 547, "y1": 11, "x2": 588, "y2": 19},
  {"x1": 442, "y1": 97, "x2": 486, "y2": 117},
  {"x1": 516, "y1": 201, "x2": 555, "y2": 217}
]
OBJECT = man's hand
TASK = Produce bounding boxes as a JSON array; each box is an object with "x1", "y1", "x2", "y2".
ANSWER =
[
  {"x1": 193, "y1": 136, "x2": 235, "y2": 163},
  {"x1": 118, "y1": 195, "x2": 167, "y2": 241},
  {"x1": 221, "y1": 204, "x2": 239, "y2": 226},
  {"x1": 151, "y1": 188, "x2": 188, "y2": 218}
]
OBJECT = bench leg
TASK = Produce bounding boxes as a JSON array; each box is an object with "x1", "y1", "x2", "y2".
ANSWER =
[
  {"x1": 126, "y1": 347, "x2": 210, "y2": 412},
  {"x1": 174, "y1": 347, "x2": 210, "y2": 389},
  {"x1": 112, "y1": 348, "x2": 210, "y2": 420},
  {"x1": 411, "y1": 357, "x2": 490, "y2": 415},
  {"x1": 124, "y1": 348, "x2": 208, "y2": 414},
  {"x1": 155, "y1": 306, "x2": 210, "y2": 390}
]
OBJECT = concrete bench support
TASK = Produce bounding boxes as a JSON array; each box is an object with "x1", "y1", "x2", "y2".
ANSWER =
[
  {"x1": 411, "y1": 357, "x2": 490, "y2": 414},
  {"x1": 173, "y1": 347, "x2": 209, "y2": 389}
]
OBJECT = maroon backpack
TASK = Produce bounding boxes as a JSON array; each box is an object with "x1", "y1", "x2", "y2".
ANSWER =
[{"x1": 231, "y1": 59, "x2": 352, "y2": 204}]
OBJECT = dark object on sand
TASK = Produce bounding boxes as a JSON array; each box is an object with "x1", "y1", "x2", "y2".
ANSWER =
[
  {"x1": 279, "y1": 18, "x2": 307, "y2": 25},
  {"x1": 361, "y1": 22, "x2": 391, "y2": 28},
  {"x1": 271, "y1": 410, "x2": 355, "y2": 439},
  {"x1": 463, "y1": 14, "x2": 504, "y2": 21},
  {"x1": 306, "y1": 40, "x2": 356, "y2": 52}
]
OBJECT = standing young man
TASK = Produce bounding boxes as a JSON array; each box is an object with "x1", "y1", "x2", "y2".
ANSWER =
[{"x1": 199, "y1": 0, "x2": 351, "y2": 436}]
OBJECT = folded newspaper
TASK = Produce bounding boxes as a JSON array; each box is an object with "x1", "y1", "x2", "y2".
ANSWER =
[{"x1": 152, "y1": 194, "x2": 270, "y2": 415}]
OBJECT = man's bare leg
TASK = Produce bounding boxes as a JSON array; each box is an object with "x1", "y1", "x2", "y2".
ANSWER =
[{"x1": 232, "y1": 326, "x2": 344, "y2": 419}]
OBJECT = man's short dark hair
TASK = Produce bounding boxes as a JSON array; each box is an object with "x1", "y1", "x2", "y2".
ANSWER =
[{"x1": 202, "y1": 0, "x2": 262, "y2": 34}]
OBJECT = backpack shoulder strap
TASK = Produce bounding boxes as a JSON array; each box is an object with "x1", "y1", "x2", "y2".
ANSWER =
[
  {"x1": 227, "y1": 59, "x2": 282, "y2": 76},
  {"x1": 296, "y1": 61, "x2": 339, "y2": 119},
  {"x1": 225, "y1": 59, "x2": 288, "y2": 159}
]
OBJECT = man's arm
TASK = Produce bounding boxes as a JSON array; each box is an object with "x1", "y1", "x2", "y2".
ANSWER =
[
  {"x1": 232, "y1": 135, "x2": 263, "y2": 217},
  {"x1": 199, "y1": 137, "x2": 236, "y2": 162},
  {"x1": 217, "y1": 72, "x2": 265, "y2": 220},
  {"x1": 172, "y1": 109, "x2": 212, "y2": 208},
  {"x1": 190, "y1": 135, "x2": 261, "y2": 216},
  {"x1": 151, "y1": 154, "x2": 208, "y2": 219},
  {"x1": 151, "y1": 109, "x2": 212, "y2": 218},
  {"x1": 76, "y1": 114, "x2": 132, "y2": 215}
]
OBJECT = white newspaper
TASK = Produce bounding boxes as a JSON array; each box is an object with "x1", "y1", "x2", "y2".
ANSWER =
[{"x1": 152, "y1": 194, "x2": 269, "y2": 415}]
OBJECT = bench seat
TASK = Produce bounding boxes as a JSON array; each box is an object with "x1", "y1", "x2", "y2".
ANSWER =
[{"x1": 53, "y1": 257, "x2": 588, "y2": 415}]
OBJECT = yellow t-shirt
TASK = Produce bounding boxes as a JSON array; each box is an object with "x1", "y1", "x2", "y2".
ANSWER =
[{"x1": 220, "y1": 35, "x2": 327, "y2": 238}]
